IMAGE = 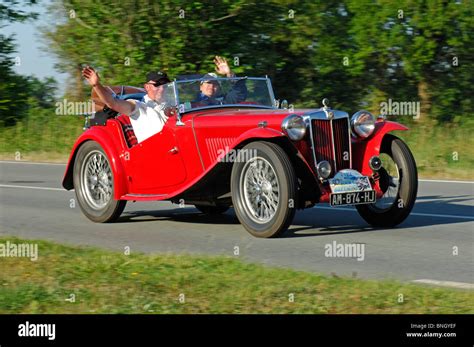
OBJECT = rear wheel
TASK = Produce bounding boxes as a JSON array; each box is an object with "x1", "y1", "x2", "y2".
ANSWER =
[
  {"x1": 356, "y1": 135, "x2": 417, "y2": 227},
  {"x1": 231, "y1": 141, "x2": 297, "y2": 238},
  {"x1": 73, "y1": 141, "x2": 126, "y2": 223}
]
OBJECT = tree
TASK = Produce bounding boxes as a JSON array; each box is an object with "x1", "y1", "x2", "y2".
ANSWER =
[
  {"x1": 45, "y1": 1, "x2": 281, "y2": 97},
  {"x1": 0, "y1": 0, "x2": 38, "y2": 125},
  {"x1": 344, "y1": 0, "x2": 474, "y2": 122},
  {"x1": 0, "y1": 0, "x2": 59, "y2": 126},
  {"x1": 45, "y1": 0, "x2": 473, "y2": 124}
]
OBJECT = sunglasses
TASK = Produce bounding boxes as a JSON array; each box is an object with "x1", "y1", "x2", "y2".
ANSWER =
[{"x1": 147, "y1": 79, "x2": 170, "y2": 87}]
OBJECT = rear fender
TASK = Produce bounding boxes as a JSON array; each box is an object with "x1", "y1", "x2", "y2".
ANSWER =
[
  {"x1": 62, "y1": 121, "x2": 128, "y2": 199},
  {"x1": 352, "y1": 120, "x2": 408, "y2": 176}
]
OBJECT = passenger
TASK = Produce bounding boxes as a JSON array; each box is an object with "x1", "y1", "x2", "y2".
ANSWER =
[{"x1": 194, "y1": 56, "x2": 247, "y2": 106}]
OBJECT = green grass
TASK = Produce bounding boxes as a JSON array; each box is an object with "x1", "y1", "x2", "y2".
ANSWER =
[
  {"x1": 397, "y1": 122, "x2": 474, "y2": 180},
  {"x1": 0, "y1": 112, "x2": 83, "y2": 157},
  {"x1": 0, "y1": 113, "x2": 472, "y2": 179},
  {"x1": 0, "y1": 237, "x2": 472, "y2": 314}
]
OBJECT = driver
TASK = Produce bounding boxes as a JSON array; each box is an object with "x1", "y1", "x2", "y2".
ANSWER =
[
  {"x1": 82, "y1": 66, "x2": 171, "y2": 144},
  {"x1": 194, "y1": 56, "x2": 247, "y2": 106}
]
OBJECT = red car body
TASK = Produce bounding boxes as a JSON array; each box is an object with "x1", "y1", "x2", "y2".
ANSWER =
[
  {"x1": 63, "y1": 109, "x2": 406, "y2": 201},
  {"x1": 63, "y1": 77, "x2": 417, "y2": 238}
]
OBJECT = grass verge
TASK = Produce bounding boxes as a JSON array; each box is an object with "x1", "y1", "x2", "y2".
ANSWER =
[
  {"x1": 0, "y1": 237, "x2": 472, "y2": 314},
  {"x1": 397, "y1": 122, "x2": 473, "y2": 180}
]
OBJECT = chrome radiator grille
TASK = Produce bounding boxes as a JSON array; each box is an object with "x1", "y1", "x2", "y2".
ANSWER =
[{"x1": 311, "y1": 117, "x2": 351, "y2": 176}]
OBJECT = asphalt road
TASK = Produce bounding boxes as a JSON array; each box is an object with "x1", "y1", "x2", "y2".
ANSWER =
[{"x1": 0, "y1": 161, "x2": 473, "y2": 287}]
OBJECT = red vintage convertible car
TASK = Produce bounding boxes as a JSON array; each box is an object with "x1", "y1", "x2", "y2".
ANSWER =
[{"x1": 62, "y1": 76, "x2": 417, "y2": 238}]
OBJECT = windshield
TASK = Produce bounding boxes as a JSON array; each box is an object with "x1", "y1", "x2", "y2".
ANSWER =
[{"x1": 173, "y1": 77, "x2": 276, "y2": 113}]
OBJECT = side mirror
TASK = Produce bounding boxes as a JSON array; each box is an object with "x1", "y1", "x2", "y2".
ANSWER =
[{"x1": 280, "y1": 99, "x2": 288, "y2": 109}]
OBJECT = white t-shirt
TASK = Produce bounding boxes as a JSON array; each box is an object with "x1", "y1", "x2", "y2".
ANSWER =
[{"x1": 129, "y1": 95, "x2": 169, "y2": 143}]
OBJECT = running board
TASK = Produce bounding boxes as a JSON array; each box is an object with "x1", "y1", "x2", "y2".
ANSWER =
[{"x1": 120, "y1": 193, "x2": 169, "y2": 201}]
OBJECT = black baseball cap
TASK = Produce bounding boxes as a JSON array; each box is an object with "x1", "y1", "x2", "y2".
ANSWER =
[{"x1": 146, "y1": 71, "x2": 170, "y2": 85}]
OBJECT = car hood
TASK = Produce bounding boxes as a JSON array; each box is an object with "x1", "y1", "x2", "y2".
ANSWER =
[{"x1": 190, "y1": 108, "x2": 320, "y2": 130}]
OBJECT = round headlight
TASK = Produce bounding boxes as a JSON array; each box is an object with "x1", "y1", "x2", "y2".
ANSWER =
[
  {"x1": 351, "y1": 111, "x2": 375, "y2": 138},
  {"x1": 282, "y1": 115, "x2": 306, "y2": 141},
  {"x1": 317, "y1": 161, "x2": 332, "y2": 179}
]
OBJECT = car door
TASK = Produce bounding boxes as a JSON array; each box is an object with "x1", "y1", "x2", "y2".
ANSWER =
[{"x1": 127, "y1": 119, "x2": 186, "y2": 193}]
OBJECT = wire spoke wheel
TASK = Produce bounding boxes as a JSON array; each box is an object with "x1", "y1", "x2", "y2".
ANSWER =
[
  {"x1": 241, "y1": 156, "x2": 280, "y2": 224},
  {"x1": 231, "y1": 141, "x2": 297, "y2": 238},
  {"x1": 81, "y1": 150, "x2": 113, "y2": 209},
  {"x1": 73, "y1": 141, "x2": 126, "y2": 223}
]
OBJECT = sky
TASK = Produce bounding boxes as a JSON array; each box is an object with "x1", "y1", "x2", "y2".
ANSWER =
[{"x1": 3, "y1": 0, "x2": 68, "y2": 92}]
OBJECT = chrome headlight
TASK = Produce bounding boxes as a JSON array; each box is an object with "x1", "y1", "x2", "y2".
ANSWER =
[
  {"x1": 317, "y1": 161, "x2": 332, "y2": 179},
  {"x1": 351, "y1": 110, "x2": 375, "y2": 138},
  {"x1": 281, "y1": 115, "x2": 306, "y2": 141}
]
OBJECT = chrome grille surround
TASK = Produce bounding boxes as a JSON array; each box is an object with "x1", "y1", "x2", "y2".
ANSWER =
[{"x1": 302, "y1": 110, "x2": 352, "y2": 178}]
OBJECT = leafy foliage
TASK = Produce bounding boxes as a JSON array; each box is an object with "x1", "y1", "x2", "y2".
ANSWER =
[
  {"x1": 1, "y1": 1, "x2": 473, "y2": 126},
  {"x1": 43, "y1": 0, "x2": 473, "y2": 123}
]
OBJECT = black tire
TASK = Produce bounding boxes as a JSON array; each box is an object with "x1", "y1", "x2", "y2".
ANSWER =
[
  {"x1": 73, "y1": 141, "x2": 126, "y2": 223},
  {"x1": 356, "y1": 135, "x2": 417, "y2": 227},
  {"x1": 231, "y1": 141, "x2": 297, "y2": 238},
  {"x1": 195, "y1": 205, "x2": 229, "y2": 215}
]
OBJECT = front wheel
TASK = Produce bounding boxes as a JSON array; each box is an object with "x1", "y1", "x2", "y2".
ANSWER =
[
  {"x1": 231, "y1": 141, "x2": 297, "y2": 238},
  {"x1": 73, "y1": 141, "x2": 126, "y2": 223},
  {"x1": 356, "y1": 135, "x2": 417, "y2": 227}
]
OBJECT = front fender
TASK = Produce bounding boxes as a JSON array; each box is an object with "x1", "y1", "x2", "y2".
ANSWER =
[
  {"x1": 352, "y1": 120, "x2": 409, "y2": 176},
  {"x1": 62, "y1": 122, "x2": 128, "y2": 199},
  {"x1": 233, "y1": 127, "x2": 285, "y2": 147}
]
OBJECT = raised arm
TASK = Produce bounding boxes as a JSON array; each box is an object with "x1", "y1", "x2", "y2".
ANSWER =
[
  {"x1": 82, "y1": 66, "x2": 135, "y2": 116},
  {"x1": 213, "y1": 56, "x2": 246, "y2": 103},
  {"x1": 214, "y1": 56, "x2": 235, "y2": 78}
]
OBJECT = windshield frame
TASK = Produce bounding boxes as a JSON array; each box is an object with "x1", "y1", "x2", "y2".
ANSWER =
[{"x1": 171, "y1": 76, "x2": 277, "y2": 114}]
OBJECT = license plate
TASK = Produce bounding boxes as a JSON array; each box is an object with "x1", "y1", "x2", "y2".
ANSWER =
[{"x1": 330, "y1": 190, "x2": 376, "y2": 206}]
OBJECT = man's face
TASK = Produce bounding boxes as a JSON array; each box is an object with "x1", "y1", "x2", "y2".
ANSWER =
[
  {"x1": 200, "y1": 81, "x2": 219, "y2": 98},
  {"x1": 145, "y1": 81, "x2": 166, "y2": 102}
]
